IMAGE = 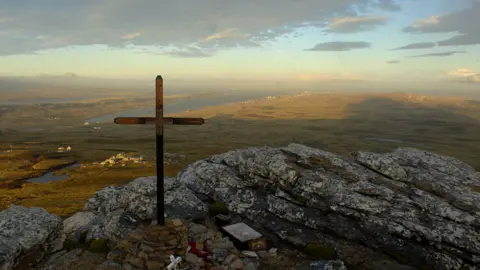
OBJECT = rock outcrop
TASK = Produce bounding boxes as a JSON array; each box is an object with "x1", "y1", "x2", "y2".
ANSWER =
[
  {"x1": 176, "y1": 144, "x2": 480, "y2": 270},
  {"x1": 1, "y1": 143, "x2": 479, "y2": 270},
  {"x1": 63, "y1": 177, "x2": 207, "y2": 246},
  {"x1": 0, "y1": 205, "x2": 64, "y2": 270}
]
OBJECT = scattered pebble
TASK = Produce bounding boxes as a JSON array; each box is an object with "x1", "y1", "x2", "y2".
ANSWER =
[{"x1": 241, "y1": 250, "x2": 259, "y2": 258}]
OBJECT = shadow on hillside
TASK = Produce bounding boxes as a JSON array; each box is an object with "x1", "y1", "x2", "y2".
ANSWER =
[
  {"x1": 1, "y1": 96, "x2": 479, "y2": 171},
  {"x1": 183, "y1": 96, "x2": 480, "y2": 170}
]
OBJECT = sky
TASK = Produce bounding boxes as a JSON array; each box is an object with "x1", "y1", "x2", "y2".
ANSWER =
[{"x1": 0, "y1": 0, "x2": 479, "y2": 88}]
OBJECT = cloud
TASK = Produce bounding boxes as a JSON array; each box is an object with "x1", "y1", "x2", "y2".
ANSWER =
[
  {"x1": 0, "y1": 17, "x2": 14, "y2": 23},
  {"x1": 306, "y1": 41, "x2": 371, "y2": 51},
  {"x1": 447, "y1": 68, "x2": 480, "y2": 83},
  {"x1": 293, "y1": 73, "x2": 364, "y2": 81},
  {"x1": 403, "y1": 2, "x2": 480, "y2": 46},
  {"x1": 407, "y1": 50, "x2": 466, "y2": 58},
  {"x1": 161, "y1": 47, "x2": 216, "y2": 58},
  {"x1": 392, "y1": 42, "x2": 435, "y2": 50},
  {"x1": 376, "y1": 0, "x2": 402, "y2": 11},
  {"x1": 386, "y1": 60, "x2": 400, "y2": 64},
  {"x1": 0, "y1": 0, "x2": 401, "y2": 56},
  {"x1": 121, "y1": 32, "x2": 141, "y2": 39},
  {"x1": 325, "y1": 15, "x2": 389, "y2": 33},
  {"x1": 437, "y1": 34, "x2": 480, "y2": 46},
  {"x1": 408, "y1": 15, "x2": 442, "y2": 30},
  {"x1": 200, "y1": 28, "x2": 249, "y2": 42}
]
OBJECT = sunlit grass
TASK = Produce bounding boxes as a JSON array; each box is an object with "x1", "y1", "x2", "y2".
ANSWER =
[{"x1": 1, "y1": 92, "x2": 479, "y2": 216}]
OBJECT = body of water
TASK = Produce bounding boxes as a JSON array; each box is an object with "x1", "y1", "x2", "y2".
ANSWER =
[
  {"x1": 87, "y1": 91, "x2": 285, "y2": 123},
  {"x1": 27, "y1": 162, "x2": 81, "y2": 183}
]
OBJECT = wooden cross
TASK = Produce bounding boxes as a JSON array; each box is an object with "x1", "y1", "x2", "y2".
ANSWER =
[{"x1": 114, "y1": 75, "x2": 205, "y2": 225}]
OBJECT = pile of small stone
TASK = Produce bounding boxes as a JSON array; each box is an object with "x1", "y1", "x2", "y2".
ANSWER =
[
  {"x1": 94, "y1": 218, "x2": 274, "y2": 270},
  {"x1": 185, "y1": 223, "x2": 262, "y2": 270},
  {"x1": 38, "y1": 215, "x2": 345, "y2": 270},
  {"x1": 97, "y1": 219, "x2": 188, "y2": 270}
]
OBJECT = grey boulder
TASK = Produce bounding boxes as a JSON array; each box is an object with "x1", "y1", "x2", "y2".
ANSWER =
[{"x1": 0, "y1": 205, "x2": 64, "y2": 270}]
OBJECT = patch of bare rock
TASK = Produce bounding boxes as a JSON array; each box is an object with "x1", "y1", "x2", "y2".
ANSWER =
[{"x1": 1, "y1": 143, "x2": 479, "y2": 270}]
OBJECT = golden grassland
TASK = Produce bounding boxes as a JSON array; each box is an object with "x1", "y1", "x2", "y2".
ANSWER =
[
  {"x1": 0, "y1": 94, "x2": 192, "y2": 130},
  {"x1": 1, "y1": 92, "x2": 479, "y2": 216}
]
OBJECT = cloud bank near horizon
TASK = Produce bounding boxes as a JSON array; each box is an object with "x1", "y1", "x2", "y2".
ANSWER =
[{"x1": 447, "y1": 68, "x2": 480, "y2": 84}]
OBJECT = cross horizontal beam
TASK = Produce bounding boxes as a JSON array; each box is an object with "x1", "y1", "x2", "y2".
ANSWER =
[
  {"x1": 112, "y1": 75, "x2": 206, "y2": 226},
  {"x1": 114, "y1": 117, "x2": 205, "y2": 125}
]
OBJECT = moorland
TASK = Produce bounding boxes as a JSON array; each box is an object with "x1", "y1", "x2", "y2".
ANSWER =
[{"x1": 1, "y1": 90, "x2": 479, "y2": 217}]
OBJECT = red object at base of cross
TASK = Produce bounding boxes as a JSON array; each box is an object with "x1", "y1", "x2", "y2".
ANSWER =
[{"x1": 188, "y1": 242, "x2": 210, "y2": 260}]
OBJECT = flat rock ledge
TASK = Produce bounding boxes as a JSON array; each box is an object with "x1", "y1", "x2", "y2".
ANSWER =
[{"x1": 0, "y1": 205, "x2": 64, "y2": 270}]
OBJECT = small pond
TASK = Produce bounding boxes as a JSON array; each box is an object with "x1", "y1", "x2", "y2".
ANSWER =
[{"x1": 26, "y1": 162, "x2": 81, "y2": 183}]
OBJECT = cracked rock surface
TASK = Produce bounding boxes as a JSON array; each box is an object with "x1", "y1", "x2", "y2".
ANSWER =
[
  {"x1": 177, "y1": 143, "x2": 480, "y2": 270},
  {"x1": 0, "y1": 205, "x2": 64, "y2": 270}
]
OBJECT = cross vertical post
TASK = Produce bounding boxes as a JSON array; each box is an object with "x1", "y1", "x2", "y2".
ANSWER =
[
  {"x1": 113, "y1": 75, "x2": 205, "y2": 226},
  {"x1": 155, "y1": 75, "x2": 165, "y2": 225}
]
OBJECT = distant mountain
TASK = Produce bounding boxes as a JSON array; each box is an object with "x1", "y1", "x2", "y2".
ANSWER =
[
  {"x1": 35, "y1": 72, "x2": 80, "y2": 78},
  {"x1": 0, "y1": 75, "x2": 151, "y2": 93}
]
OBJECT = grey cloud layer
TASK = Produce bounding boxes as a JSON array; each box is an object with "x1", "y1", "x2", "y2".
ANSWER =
[
  {"x1": 393, "y1": 42, "x2": 436, "y2": 50},
  {"x1": 407, "y1": 51, "x2": 466, "y2": 58},
  {"x1": 306, "y1": 41, "x2": 371, "y2": 51},
  {"x1": 402, "y1": 1, "x2": 480, "y2": 46},
  {"x1": 0, "y1": 0, "x2": 401, "y2": 56}
]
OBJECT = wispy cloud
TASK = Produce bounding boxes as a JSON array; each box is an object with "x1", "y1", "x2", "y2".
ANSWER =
[
  {"x1": 408, "y1": 15, "x2": 442, "y2": 29},
  {"x1": 305, "y1": 41, "x2": 371, "y2": 51},
  {"x1": 386, "y1": 60, "x2": 400, "y2": 64},
  {"x1": 121, "y1": 32, "x2": 141, "y2": 39},
  {"x1": 392, "y1": 42, "x2": 435, "y2": 50},
  {"x1": 325, "y1": 15, "x2": 389, "y2": 33},
  {"x1": 200, "y1": 29, "x2": 249, "y2": 42},
  {"x1": 162, "y1": 47, "x2": 216, "y2": 58},
  {"x1": 407, "y1": 50, "x2": 466, "y2": 58}
]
